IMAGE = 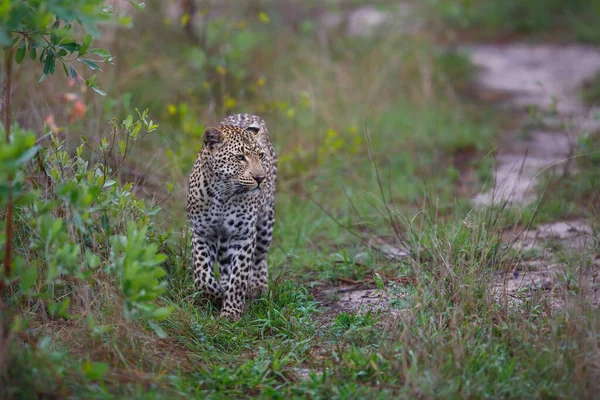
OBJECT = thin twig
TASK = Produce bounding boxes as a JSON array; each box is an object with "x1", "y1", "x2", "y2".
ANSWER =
[
  {"x1": 308, "y1": 196, "x2": 369, "y2": 247},
  {"x1": 2, "y1": 47, "x2": 15, "y2": 289}
]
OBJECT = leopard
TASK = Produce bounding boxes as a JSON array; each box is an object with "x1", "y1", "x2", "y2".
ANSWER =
[{"x1": 187, "y1": 114, "x2": 277, "y2": 320}]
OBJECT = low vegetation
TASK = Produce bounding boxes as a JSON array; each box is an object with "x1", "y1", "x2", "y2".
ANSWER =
[{"x1": 429, "y1": 0, "x2": 600, "y2": 43}]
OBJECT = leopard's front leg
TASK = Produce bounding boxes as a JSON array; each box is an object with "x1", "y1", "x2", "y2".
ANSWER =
[
  {"x1": 191, "y1": 231, "x2": 223, "y2": 301},
  {"x1": 220, "y1": 232, "x2": 256, "y2": 320}
]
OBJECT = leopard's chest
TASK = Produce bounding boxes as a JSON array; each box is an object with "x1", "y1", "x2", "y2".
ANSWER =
[{"x1": 190, "y1": 188, "x2": 263, "y2": 238}]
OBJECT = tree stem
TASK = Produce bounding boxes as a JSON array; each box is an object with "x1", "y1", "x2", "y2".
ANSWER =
[{"x1": 2, "y1": 47, "x2": 14, "y2": 288}]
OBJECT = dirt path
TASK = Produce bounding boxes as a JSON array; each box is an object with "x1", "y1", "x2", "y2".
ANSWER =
[
  {"x1": 466, "y1": 44, "x2": 600, "y2": 307},
  {"x1": 469, "y1": 44, "x2": 600, "y2": 205}
]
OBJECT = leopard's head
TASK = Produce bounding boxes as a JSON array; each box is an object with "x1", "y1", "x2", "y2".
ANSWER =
[{"x1": 202, "y1": 125, "x2": 266, "y2": 192}]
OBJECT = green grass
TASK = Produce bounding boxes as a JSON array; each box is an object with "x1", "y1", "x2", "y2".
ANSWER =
[
  {"x1": 429, "y1": 0, "x2": 600, "y2": 43},
  {"x1": 3, "y1": 1, "x2": 600, "y2": 398}
]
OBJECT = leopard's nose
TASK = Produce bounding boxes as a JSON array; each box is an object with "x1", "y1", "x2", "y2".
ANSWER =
[{"x1": 253, "y1": 175, "x2": 265, "y2": 185}]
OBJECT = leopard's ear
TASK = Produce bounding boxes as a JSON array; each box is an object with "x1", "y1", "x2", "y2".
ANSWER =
[
  {"x1": 204, "y1": 126, "x2": 224, "y2": 146},
  {"x1": 245, "y1": 125, "x2": 260, "y2": 135}
]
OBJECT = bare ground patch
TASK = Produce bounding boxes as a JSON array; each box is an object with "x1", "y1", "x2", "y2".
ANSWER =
[
  {"x1": 465, "y1": 43, "x2": 600, "y2": 308},
  {"x1": 311, "y1": 284, "x2": 393, "y2": 315},
  {"x1": 468, "y1": 44, "x2": 600, "y2": 206},
  {"x1": 497, "y1": 220, "x2": 600, "y2": 309}
]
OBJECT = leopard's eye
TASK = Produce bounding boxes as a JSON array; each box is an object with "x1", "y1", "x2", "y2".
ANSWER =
[
  {"x1": 258, "y1": 152, "x2": 265, "y2": 160},
  {"x1": 235, "y1": 154, "x2": 245, "y2": 161}
]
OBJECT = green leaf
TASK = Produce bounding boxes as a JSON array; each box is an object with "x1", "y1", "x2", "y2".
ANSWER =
[
  {"x1": 82, "y1": 360, "x2": 109, "y2": 380},
  {"x1": 72, "y1": 212, "x2": 87, "y2": 234},
  {"x1": 148, "y1": 320, "x2": 168, "y2": 338},
  {"x1": 17, "y1": 258, "x2": 37, "y2": 292},
  {"x1": 90, "y1": 86, "x2": 106, "y2": 96},
  {"x1": 43, "y1": 54, "x2": 55, "y2": 75},
  {"x1": 68, "y1": 64, "x2": 77, "y2": 79},
  {"x1": 118, "y1": 140, "x2": 126, "y2": 155},
  {"x1": 128, "y1": 1, "x2": 146, "y2": 11},
  {"x1": 87, "y1": 48, "x2": 110, "y2": 58},
  {"x1": 29, "y1": 45, "x2": 36, "y2": 60},
  {"x1": 87, "y1": 253, "x2": 100, "y2": 269},
  {"x1": 130, "y1": 122, "x2": 141, "y2": 138},
  {"x1": 62, "y1": 63, "x2": 69, "y2": 77},
  {"x1": 85, "y1": 74, "x2": 97, "y2": 86},
  {"x1": 58, "y1": 42, "x2": 79, "y2": 52},
  {"x1": 150, "y1": 306, "x2": 173, "y2": 321},
  {"x1": 118, "y1": 15, "x2": 133, "y2": 27},
  {"x1": 79, "y1": 34, "x2": 92, "y2": 56},
  {"x1": 87, "y1": 315, "x2": 96, "y2": 331},
  {"x1": 123, "y1": 115, "x2": 133, "y2": 129},
  {"x1": 56, "y1": 298, "x2": 71, "y2": 317},
  {"x1": 79, "y1": 59, "x2": 102, "y2": 71},
  {"x1": 14, "y1": 145, "x2": 39, "y2": 166},
  {"x1": 15, "y1": 190, "x2": 41, "y2": 206},
  {"x1": 146, "y1": 206, "x2": 161, "y2": 216},
  {"x1": 15, "y1": 39, "x2": 26, "y2": 64},
  {"x1": 84, "y1": 74, "x2": 107, "y2": 96}
]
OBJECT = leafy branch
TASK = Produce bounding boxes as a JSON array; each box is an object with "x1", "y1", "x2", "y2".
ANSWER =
[{"x1": 2, "y1": 0, "x2": 117, "y2": 94}]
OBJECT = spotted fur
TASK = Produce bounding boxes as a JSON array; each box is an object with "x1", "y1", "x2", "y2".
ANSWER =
[{"x1": 187, "y1": 114, "x2": 277, "y2": 320}]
